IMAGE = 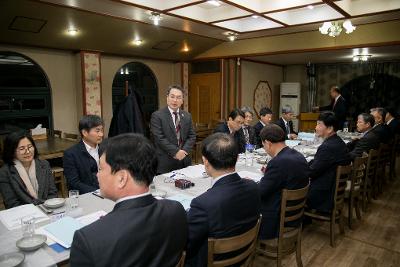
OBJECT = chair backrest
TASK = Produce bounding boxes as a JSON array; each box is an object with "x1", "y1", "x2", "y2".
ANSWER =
[
  {"x1": 333, "y1": 165, "x2": 353, "y2": 211},
  {"x1": 278, "y1": 183, "x2": 310, "y2": 252},
  {"x1": 378, "y1": 143, "x2": 391, "y2": 164},
  {"x1": 351, "y1": 154, "x2": 369, "y2": 191},
  {"x1": 365, "y1": 149, "x2": 379, "y2": 185},
  {"x1": 393, "y1": 134, "x2": 400, "y2": 156},
  {"x1": 63, "y1": 132, "x2": 79, "y2": 141},
  {"x1": 176, "y1": 251, "x2": 186, "y2": 267},
  {"x1": 53, "y1": 130, "x2": 62, "y2": 138},
  {"x1": 207, "y1": 216, "x2": 261, "y2": 267}
]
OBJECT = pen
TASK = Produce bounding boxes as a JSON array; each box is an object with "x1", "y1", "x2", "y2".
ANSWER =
[{"x1": 92, "y1": 192, "x2": 104, "y2": 199}]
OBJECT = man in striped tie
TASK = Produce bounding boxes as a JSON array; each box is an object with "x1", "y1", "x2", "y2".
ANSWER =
[{"x1": 151, "y1": 85, "x2": 196, "y2": 174}]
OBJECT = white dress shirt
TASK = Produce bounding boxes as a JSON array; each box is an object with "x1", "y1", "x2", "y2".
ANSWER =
[
  {"x1": 83, "y1": 140, "x2": 100, "y2": 168},
  {"x1": 211, "y1": 171, "x2": 236, "y2": 187},
  {"x1": 168, "y1": 107, "x2": 180, "y2": 127},
  {"x1": 116, "y1": 191, "x2": 151, "y2": 204}
]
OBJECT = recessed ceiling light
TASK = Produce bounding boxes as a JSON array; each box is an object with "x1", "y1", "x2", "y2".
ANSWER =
[
  {"x1": 132, "y1": 39, "x2": 143, "y2": 46},
  {"x1": 307, "y1": 5, "x2": 314, "y2": 10},
  {"x1": 182, "y1": 47, "x2": 189, "y2": 52},
  {"x1": 251, "y1": 15, "x2": 259, "y2": 19},
  {"x1": 207, "y1": 0, "x2": 221, "y2": 7},
  {"x1": 227, "y1": 33, "x2": 238, "y2": 41},
  {"x1": 67, "y1": 28, "x2": 78, "y2": 36},
  {"x1": 149, "y1": 12, "x2": 162, "y2": 26}
]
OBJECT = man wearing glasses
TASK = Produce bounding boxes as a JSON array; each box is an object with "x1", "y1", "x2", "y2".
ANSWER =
[{"x1": 150, "y1": 85, "x2": 196, "y2": 174}]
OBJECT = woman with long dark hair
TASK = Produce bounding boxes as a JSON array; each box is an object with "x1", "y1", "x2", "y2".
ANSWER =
[{"x1": 0, "y1": 131, "x2": 57, "y2": 209}]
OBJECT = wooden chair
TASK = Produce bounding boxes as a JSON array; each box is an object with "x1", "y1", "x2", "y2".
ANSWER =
[
  {"x1": 376, "y1": 143, "x2": 391, "y2": 195},
  {"x1": 176, "y1": 251, "x2": 186, "y2": 267},
  {"x1": 390, "y1": 134, "x2": 400, "y2": 180},
  {"x1": 52, "y1": 167, "x2": 67, "y2": 198},
  {"x1": 191, "y1": 141, "x2": 203, "y2": 164},
  {"x1": 304, "y1": 165, "x2": 352, "y2": 247},
  {"x1": 53, "y1": 130, "x2": 62, "y2": 138},
  {"x1": 63, "y1": 132, "x2": 79, "y2": 141},
  {"x1": 362, "y1": 149, "x2": 378, "y2": 211},
  {"x1": 207, "y1": 216, "x2": 261, "y2": 267},
  {"x1": 257, "y1": 184, "x2": 310, "y2": 267},
  {"x1": 345, "y1": 154, "x2": 368, "y2": 229}
]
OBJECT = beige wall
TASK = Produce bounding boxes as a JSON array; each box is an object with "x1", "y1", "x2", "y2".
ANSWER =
[
  {"x1": 240, "y1": 60, "x2": 283, "y2": 123},
  {"x1": 0, "y1": 44, "x2": 180, "y2": 136}
]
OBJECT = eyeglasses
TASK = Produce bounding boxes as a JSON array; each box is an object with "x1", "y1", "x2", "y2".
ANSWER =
[{"x1": 17, "y1": 145, "x2": 34, "y2": 154}]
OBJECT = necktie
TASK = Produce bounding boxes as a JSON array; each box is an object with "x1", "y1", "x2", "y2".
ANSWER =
[
  {"x1": 173, "y1": 112, "x2": 182, "y2": 147},
  {"x1": 286, "y1": 122, "x2": 290, "y2": 135},
  {"x1": 244, "y1": 127, "x2": 250, "y2": 144}
]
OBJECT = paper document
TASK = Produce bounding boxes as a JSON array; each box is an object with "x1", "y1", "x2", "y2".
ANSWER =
[
  {"x1": 167, "y1": 194, "x2": 194, "y2": 211},
  {"x1": 238, "y1": 171, "x2": 263, "y2": 183},
  {"x1": 0, "y1": 204, "x2": 48, "y2": 230},
  {"x1": 163, "y1": 164, "x2": 206, "y2": 179},
  {"x1": 77, "y1": 210, "x2": 107, "y2": 226},
  {"x1": 285, "y1": 140, "x2": 301, "y2": 147},
  {"x1": 43, "y1": 216, "x2": 84, "y2": 248}
]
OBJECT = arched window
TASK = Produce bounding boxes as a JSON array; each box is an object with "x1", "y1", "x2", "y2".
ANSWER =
[
  {"x1": 0, "y1": 51, "x2": 52, "y2": 136},
  {"x1": 111, "y1": 62, "x2": 158, "y2": 137}
]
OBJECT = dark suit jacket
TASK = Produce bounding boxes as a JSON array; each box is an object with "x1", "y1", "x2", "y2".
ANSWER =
[
  {"x1": 275, "y1": 118, "x2": 297, "y2": 139},
  {"x1": 0, "y1": 159, "x2": 58, "y2": 209},
  {"x1": 150, "y1": 107, "x2": 196, "y2": 174},
  {"x1": 214, "y1": 122, "x2": 246, "y2": 153},
  {"x1": 241, "y1": 125, "x2": 256, "y2": 146},
  {"x1": 347, "y1": 130, "x2": 380, "y2": 160},
  {"x1": 370, "y1": 123, "x2": 392, "y2": 143},
  {"x1": 387, "y1": 118, "x2": 400, "y2": 135},
  {"x1": 258, "y1": 147, "x2": 309, "y2": 240},
  {"x1": 308, "y1": 134, "x2": 351, "y2": 212},
  {"x1": 63, "y1": 140, "x2": 99, "y2": 194},
  {"x1": 320, "y1": 95, "x2": 347, "y2": 129},
  {"x1": 70, "y1": 195, "x2": 187, "y2": 267},
  {"x1": 186, "y1": 173, "x2": 261, "y2": 267},
  {"x1": 254, "y1": 121, "x2": 264, "y2": 148}
]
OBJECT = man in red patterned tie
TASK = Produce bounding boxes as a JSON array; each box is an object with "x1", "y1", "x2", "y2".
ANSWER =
[{"x1": 150, "y1": 85, "x2": 196, "y2": 174}]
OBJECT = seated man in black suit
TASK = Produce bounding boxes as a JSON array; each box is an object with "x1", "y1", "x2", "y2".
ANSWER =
[
  {"x1": 254, "y1": 107, "x2": 273, "y2": 148},
  {"x1": 275, "y1": 105, "x2": 298, "y2": 140},
  {"x1": 370, "y1": 107, "x2": 392, "y2": 143},
  {"x1": 63, "y1": 115, "x2": 104, "y2": 193},
  {"x1": 385, "y1": 106, "x2": 400, "y2": 136},
  {"x1": 307, "y1": 112, "x2": 351, "y2": 213},
  {"x1": 70, "y1": 133, "x2": 187, "y2": 267},
  {"x1": 315, "y1": 85, "x2": 347, "y2": 130},
  {"x1": 347, "y1": 113, "x2": 380, "y2": 160},
  {"x1": 240, "y1": 106, "x2": 256, "y2": 146},
  {"x1": 186, "y1": 133, "x2": 261, "y2": 266},
  {"x1": 258, "y1": 124, "x2": 309, "y2": 240},
  {"x1": 214, "y1": 108, "x2": 246, "y2": 153}
]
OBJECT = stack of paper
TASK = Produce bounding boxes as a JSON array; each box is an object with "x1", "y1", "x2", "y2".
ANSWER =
[
  {"x1": 167, "y1": 194, "x2": 194, "y2": 211},
  {"x1": 0, "y1": 204, "x2": 48, "y2": 230},
  {"x1": 238, "y1": 171, "x2": 263, "y2": 183}
]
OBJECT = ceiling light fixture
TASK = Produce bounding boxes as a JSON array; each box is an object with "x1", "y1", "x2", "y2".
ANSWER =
[
  {"x1": 319, "y1": 20, "x2": 356, "y2": 37},
  {"x1": 227, "y1": 32, "x2": 238, "y2": 41},
  {"x1": 251, "y1": 15, "x2": 259, "y2": 19},
  {"x1": 353, "y1": 54, "x2": 372, "y2": 62},
  {"x1": 149, "y1": 12, "x2": 162, "y2": 26},
  {"x1": 307, "y1": 5, "x2": 314, "y2": 10},
  {"x1": 207, "y1": 0, "x2": 221, "y2": 7},
  {"x1": 67, "y1": 28, "x2": 78, "y2": 36},
  {"x1": 132, "y1": 39, "x2": 143, "y2": 46}
]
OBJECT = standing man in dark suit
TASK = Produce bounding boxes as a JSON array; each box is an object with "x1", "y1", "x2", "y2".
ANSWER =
[
  {"x1": 258, "y1": 124, "x2": 309, "y2": 240},
  {"x1": 347, "y1": 113, "x2": 380, "y2": 160},
  {"x1": 214, "y1": 108, "x2": 246, "y2": 153},
  {"x1": 275, "y1": 105, "x2": 298, "y2": 140},
  {"x1": 385, "y1": 106, "x2": 400, "y2": 135},
  {"x1": 63, "y1": 115, "x2": 104, "y2": 194},
  {"x1": 186, "y1": 133, "x2": 261, "y2": 266},
  {"x1": 150, "y1": 85, "x2": 196, "y2": 174},
  {"x1": 70, "y1": 133, "x2": 187, "y2": 267},
  {"x1": 315, "y1": 85, "x2": 347, "y2": 129},
  {"x1": 307, "y1": 112, "x2": 351, "y2": 213},
  {"x1": 254, "y1": 107, "x2": 273, "y2": 148},
  {"x1": 370, "y1": 107, "x2": 392, "y2": 143},
  {"x1": 240, "y1": 106, "x2": 256, "y2": 146}
]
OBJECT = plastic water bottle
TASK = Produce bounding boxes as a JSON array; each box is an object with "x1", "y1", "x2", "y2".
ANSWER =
[
  {"x1": 245, "y1": 144, "x2": 254, "y2": 167},
  {"x1": 343, "y1": 122, "x2": 349, "y2": 133}
]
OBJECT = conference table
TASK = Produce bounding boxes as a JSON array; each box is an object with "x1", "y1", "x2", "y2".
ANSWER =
[
  {"x1": 35, "y1": 137, "x2": 78, "y2": 160},
  {"x1": 0, "y1": 136, "x2": 327, "y2": 266}
]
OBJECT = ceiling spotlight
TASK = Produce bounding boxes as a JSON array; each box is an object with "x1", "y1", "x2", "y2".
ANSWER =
[
  {"x1": 251, "y1": 15, "x2": 259, "y2": 19},
  {"x1": 67, "y1": 28, "x2": 78, "y2": 36},
  {"x1": 149, "y1": 12, "x2": 162, "y2": 26},
  {"x1": 227, "y1": 32, "x2": 238, "y2": 41},
  {"x1": 353, "y1": 54, "x2": 372, "y2": 62},
  {"x1": 132, "y1": 39, "x2": 143, "y2": 46},
  {"x1": 307, "y1": 5, "x2": 314, "y2": 10},
  {"x1": 207, "y1": 0, "x2": 221, "y2": 7}
]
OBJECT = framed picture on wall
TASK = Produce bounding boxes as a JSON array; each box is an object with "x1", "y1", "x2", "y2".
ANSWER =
[
  {"x1": 81, "y1": 51, "x2": 102, "y2": 116},
  {"x1": 253, "y1": 80, "x2": 272, "y2": 118}
]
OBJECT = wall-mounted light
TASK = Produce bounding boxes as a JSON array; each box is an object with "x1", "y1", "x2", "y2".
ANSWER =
[
  {"x1": 149, "y1": 12, "x2": 162, "y2": 26},
  {"x1": 67, "y1": 28, "x2": 78, "y2": 36},
  {"x1": 132, "y1": 39, "x2": 143, "y2": 46},
  {"x1": 353, "y1": 54, "x2": 372, "y2": 62}
]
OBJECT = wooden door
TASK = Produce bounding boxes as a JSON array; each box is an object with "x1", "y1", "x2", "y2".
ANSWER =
[{"x1": 189, "y1": 73, "x2": 221, "y2": 124}]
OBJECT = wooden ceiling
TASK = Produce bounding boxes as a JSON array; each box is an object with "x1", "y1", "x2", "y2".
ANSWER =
[{"x1": 0, "y1": 0, "x2": 399, "y2": 63}]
